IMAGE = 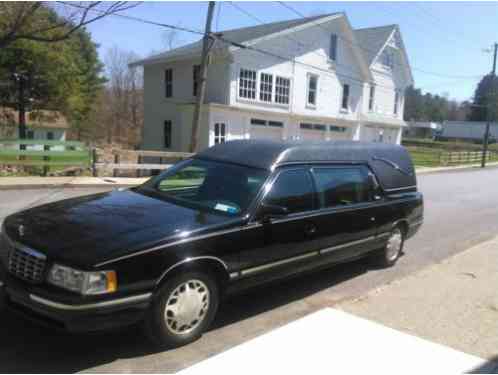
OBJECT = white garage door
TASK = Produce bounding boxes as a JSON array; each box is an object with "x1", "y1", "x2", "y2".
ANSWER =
[
  {"x1": 328, "y1": 125, "x2": 350, "y2": 140},
  {"x1": 250, "y1": 119, "x2": 283, "y2": 141},
  {"x1": 300, "y1": 123, "x2": 326, "y2": 141},
  {"x1": 301, "y1": 129, "x2": 326, "y2": 140}
]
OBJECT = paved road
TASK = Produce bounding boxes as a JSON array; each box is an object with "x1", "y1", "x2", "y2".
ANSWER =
[{"x1": 1, "y1": 167, "x2": 498, "y2": 373}]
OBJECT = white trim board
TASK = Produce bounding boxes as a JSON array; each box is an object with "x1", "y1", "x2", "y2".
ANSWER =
[{"x1": 180, "y1": 308, "x2": 484, "y2": 374}]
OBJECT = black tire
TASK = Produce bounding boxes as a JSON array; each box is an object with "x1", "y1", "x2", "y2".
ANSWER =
[
  {"x1": 372, "y1": 226, "x2": 404, "y2": 268},
  {"x1": 144, "y1": 270, "x2": 219, "y2": 349}
]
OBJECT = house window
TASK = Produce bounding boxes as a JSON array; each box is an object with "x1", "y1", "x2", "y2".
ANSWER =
[
  {"x1": 329, "y1": 34, "x2": 338, "y2": 61},
  {"x1": 307, "y1": 74, "x2": 318, "y2": 106},
  {"x1": 342, "y1": 84, "x2": 350, "y2": 110},
  {"x1": 259, "y1": 73, "x2": 273, "y2": 102},
  {"x1": 239, "y1": 68, "x2": 256, "y2": 99},
  {"x1": 164, "y1": 120, "x2": 172, "y2": 148},
  {"x1": 330, "y1": 125, "x2": 347, "y2": 133},
  {"x1": 251, "y1": 118, "x2": 267, "y2": 126},
  {"x1": 26, "y1": 130, "x2": 34, "y2": 139},
  {"x1": 165, "y1": 68, "x2": 173, "y2": 98},
  {"x1": 368, "y1": 85, "x2": 375, "y2": 111},
  {"x1": 47, "y1": 131, "x2": 54, "y2": 140},
  {"x1": 214, "y1": 123, "x2": 227, "y2": 144},
  {"x1": 268, "y1": 121, "x2": 283, "y2": 128},
  {"x1": 394, "y1": 90, "x2": 399, "y2": 115},
  {"x1": 193, "y1": 65, "x2": 200, "y2": 97},
  {"x1": 275, "y1": 76, "x2": 290, "y2": 104},
  {"x1": 382, "y1": 50, "x2": 394, "y2": 69}
]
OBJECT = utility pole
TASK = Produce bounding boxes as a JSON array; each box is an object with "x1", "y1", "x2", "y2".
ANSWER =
[
  {"x1": 189, "y1": 1, "x2": 216, "y2": 153},
  {"x1": 481, "y1": 42, "x2": 497, "y2": 168}
]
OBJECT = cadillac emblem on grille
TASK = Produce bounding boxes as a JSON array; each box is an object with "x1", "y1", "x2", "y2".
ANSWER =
[{"x1": 18, "y1": 225, "x2": 25, "y2": 237}]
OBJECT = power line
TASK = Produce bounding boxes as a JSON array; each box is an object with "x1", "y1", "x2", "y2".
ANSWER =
[
  {"x1": 277, "y1": 1, "x2": 482, "y2": 80},
  {"x1": 59, "y1": 0, "x2": 479, "y2": 95},
  {"x1": 227, "y1": 2, "x2": 407, "y2": 94},
  {"x1": 57, "y1": 1, "x2": 205, "y2": 36}
]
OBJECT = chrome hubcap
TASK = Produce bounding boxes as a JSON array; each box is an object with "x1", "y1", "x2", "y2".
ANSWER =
[
  {"x1": 386, "y1": 229, "x2": 403, "y2": 261},
  {"x1": 164, "y1": 279, "x2": 210, "y2": 335}
]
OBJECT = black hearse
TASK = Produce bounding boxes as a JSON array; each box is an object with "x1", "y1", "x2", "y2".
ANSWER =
[{"x1": 0, "y1": 140, "x2": 423, "y2": 347}]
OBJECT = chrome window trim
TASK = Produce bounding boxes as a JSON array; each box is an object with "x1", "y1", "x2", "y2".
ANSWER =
[
  {"x1": 155, "y1": 256, "x2": 229, "y2": 286},
  {"x1": 30, "y1": 293, "x2": 152, "y2": 311}
]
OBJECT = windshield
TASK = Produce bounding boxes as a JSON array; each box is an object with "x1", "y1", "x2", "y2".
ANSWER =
[{"x1": 139, "y1": 158, "x2": 269, "y2": 216}]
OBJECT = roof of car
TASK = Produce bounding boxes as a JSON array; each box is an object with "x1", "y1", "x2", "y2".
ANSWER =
[{"x1": 196, "y1": 139, "x2": 417, "y2": 191}]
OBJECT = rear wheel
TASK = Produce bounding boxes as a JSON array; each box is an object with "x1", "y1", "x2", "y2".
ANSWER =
[
  {"x1": 144, "y1": 271, "x2": 219, "y2": 348},
  {"x1": 373, "y1": 226, "x2": 404, "y2": 267}
]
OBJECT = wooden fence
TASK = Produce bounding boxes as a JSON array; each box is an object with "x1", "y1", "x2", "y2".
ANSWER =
[
  {"x1": 92, "y1": 149, "x2": 193, "y2": 177},
  {"x1": 0, "y1": 139, "x2": 91, "y2": 175},
  {"x1": 407, "y1": 146, "x2": 498, "y2": 167}
]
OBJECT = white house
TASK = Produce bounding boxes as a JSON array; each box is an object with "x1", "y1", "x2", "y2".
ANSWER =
[
  {"x1": 132, "y1": 13, "x2": 413, "y2": 152},
  {"x1": 0, "y1": 108, "x2": 68, "y2": 150}
]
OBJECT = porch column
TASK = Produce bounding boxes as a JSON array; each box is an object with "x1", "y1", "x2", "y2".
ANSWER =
[{"x1": 351, "y1": 123, "x2": 362, "y2": 141}]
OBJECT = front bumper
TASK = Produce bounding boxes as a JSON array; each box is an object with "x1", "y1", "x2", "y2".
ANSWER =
[{"x1": 0, "y1": 267, "x2": 151, "y2": 333}]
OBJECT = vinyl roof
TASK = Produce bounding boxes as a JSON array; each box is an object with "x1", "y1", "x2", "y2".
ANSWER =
[{"x1": 196, "y1": 140, "x2": 416, "y2": 190}]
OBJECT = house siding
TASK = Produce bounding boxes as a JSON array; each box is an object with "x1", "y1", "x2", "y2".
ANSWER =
[{"x1": 140, "y1": 15, "x2": 412, "y2": 151}]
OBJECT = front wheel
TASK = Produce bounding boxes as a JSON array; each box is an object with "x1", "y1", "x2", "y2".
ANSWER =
[
  {"x1": 144, "y1": 271, "x2": 219, "y2": 348},
  {"x1": 373, "y1": 226, "x2": 404, "y2": 267}
]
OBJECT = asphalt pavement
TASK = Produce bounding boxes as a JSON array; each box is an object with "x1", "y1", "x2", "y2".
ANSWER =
[{"x1": 1, "y1": 167, "x2": 498, "y2": 372}]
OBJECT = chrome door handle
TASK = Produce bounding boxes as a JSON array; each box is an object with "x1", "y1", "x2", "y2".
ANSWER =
[{"x1": 370, "y1": 217, "x2": 376, "y2": 222}]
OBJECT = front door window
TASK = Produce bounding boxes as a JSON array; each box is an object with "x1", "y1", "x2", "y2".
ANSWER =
[{"x1": 214, "y1": 123, "x2": 227, "y2": 144}]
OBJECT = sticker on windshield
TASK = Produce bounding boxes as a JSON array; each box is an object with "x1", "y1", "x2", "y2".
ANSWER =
[{"x1": 214, "y1": 203, "x2": 239, "y2": 214}]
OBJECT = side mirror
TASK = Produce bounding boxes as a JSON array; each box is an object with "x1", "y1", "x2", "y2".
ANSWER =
[{"x1": 258, "y1": 202, "x2": 289, "y2": 222}]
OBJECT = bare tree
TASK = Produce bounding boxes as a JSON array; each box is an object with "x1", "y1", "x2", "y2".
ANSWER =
[
  {"x1": 102, "y1": 47, "x2": 143, "y2": 147},
  {"x1": 0, "y1": 1, "x2": 140, "y2": 50},
  {"x1": 162, "y1": 29, "x2": 181, "y2": 51}
]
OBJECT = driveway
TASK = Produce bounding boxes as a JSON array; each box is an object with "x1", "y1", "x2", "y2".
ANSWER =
[{"x1": 1, "y1": 167, "x2": 498, "y2": 372}]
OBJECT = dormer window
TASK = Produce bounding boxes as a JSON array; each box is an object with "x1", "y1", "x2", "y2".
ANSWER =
[
  {"x1": 329, "y1": 34, "x2": 337, "y2": 61},
  {"x1": 382, "y1": 50, "x2": 394, "y2": 69},
  {"x1": 368, "y1": 85, "x2": 375, "y2": 111}
]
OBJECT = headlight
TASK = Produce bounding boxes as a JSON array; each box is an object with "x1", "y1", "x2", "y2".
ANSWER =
[{"x1": 47, "y1": 264, "x2": 117, "y2": 295}]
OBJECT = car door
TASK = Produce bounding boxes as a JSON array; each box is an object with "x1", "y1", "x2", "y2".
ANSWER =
[
  {"x1": 236, "y1": 167, "x2": 319, "y2": 282},
  {"x1": 308, "y1": 165, "x2": 380, "y2": 263}
]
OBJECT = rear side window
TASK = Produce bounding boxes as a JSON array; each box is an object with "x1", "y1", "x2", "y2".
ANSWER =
[
  {"x1": 313, "y1": 166, "x2": 370, "y2": 208},
  {"x1": 265, "y1": 169, "x2": 314, "y2": 214}
]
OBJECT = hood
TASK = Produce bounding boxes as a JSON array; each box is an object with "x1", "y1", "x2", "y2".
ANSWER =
[{"x1": 3, "y1": 189, "x2": 237, "y2": 268}]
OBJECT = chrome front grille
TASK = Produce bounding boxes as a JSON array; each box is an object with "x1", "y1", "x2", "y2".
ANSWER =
[{"x1": 8, "y1": 244, "x2": 47, "y2": 283}]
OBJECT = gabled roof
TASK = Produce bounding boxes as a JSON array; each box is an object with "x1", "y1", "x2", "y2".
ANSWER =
[
  {"x1": 131, "y1": 13, "x2": 341, "y2": 66},
  {"x1": 353, "y1": 24, "x2": 397, "y2": 66}
]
